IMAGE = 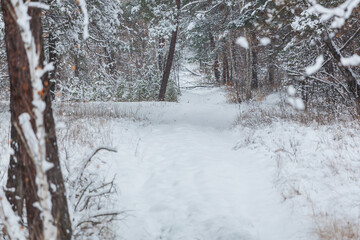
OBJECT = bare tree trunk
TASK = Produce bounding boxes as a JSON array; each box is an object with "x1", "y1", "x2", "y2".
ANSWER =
[
  {"x1": 230, "y1": 31, "x2": 242, "y2": 102},
  {"x1": 2, "y1": 1, "x2": 72, "y2": 239},
  {"x1": 228, "y1": 36, "x2": 234, "y2": 85},
  {"x1": 48, "y1": 32, "x2": 57, "y2": 100},
  {"x1": 159, "y1": 0, "x2": 181, "y2": 101},
  {"x1": 222, "y1": 53, "x2": 229, "y2": 85},
  {"x1": 245, "y1": 30, "x2": 253, "y2": 100},
  {"x1": 209, "y1": 32, "x2": 221, "y2": 82},
  {"x1": 267, "y1": 58, "x2": 274, "y2": 88},
  {"x1": 250, "y1": 32, "x2": 258, "y2": 90}
]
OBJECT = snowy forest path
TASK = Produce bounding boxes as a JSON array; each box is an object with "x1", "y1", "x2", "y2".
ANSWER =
[{"x1": 110, "y1": 66, "x2": 310, "y2": 239}]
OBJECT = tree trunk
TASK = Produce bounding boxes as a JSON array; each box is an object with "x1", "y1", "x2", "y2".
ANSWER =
[
  {"x1": 48, "y1": 32, "x2": 57, "y2": 100},
  {"x1": 209, "y1": 32, "x2": 221, "y2": 82},
  {"x1": 159, "y1": 0, "x2": 181, "y2": 101},
  {"x1": 228, "y1": 36, "x2": 234, "y2": 85},
  {"x1": 3, "y1": 2, "x2": 43, "y2": 239},
  {"x1": 2, "y1": 1, "x2": 72, "y2": 239},
  {"x1": 245, "y1": 30, "x2": 253, "y2": 100},
  {"x1": 222, "y1": 40, "x2": 230, "y2": 85},
  {"x1": 323, "y1": 33, "x2": 360, "y2": 113},
  {"x1": 222, "y1": 53, "x2": 229, "y2": 85},
  {"x1": 250, "y1": 32, "x2": 258, "y2": 90},
  {"x1": 267, "y1": 54, "x2": 275, "y2": 89}
]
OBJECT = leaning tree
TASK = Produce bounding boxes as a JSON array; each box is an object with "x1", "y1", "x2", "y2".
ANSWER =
[{"x1": 0, "y1": 0, "x2": 88, "y2": 239}]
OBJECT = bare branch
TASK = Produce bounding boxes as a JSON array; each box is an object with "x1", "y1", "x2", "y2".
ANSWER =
[{"x1": 80, "y1": 146, "x2": 117, "y2": 179}]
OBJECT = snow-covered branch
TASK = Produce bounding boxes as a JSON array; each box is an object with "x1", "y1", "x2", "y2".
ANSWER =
[
  {"x1": 77, "y1": 0, "x2": 89, "y2": 40},
  {"x1": 27, "y1": 1, "x2": 50, "y2": 10},
  {"x1": 341, "y1": 54, "x2": 360, "y2": 66},
  {"x1": 308, "y1": 0, "x2": 360, "y2": 28},
  {"x1": 305, "y1": 55, "x2": 324, "y2": 75},
  {"x1": 0, "y1": 190, "x2": 26, "y2": 240},
  {"x1": 308, "y1": 1, "x2": 360, "y2": 66}
]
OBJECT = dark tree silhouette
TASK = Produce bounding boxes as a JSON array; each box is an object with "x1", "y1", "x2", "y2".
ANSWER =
[{"x1": 159, "y1": 0, "x2": 181, "y2": 101}]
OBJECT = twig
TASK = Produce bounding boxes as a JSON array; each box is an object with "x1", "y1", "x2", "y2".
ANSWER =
[
  {"x1": 79, "y1": 146, "x2": 117, "y2": 180},
  {"x1": 74, "y1": 181, "x2": 92, "y2": 212}
]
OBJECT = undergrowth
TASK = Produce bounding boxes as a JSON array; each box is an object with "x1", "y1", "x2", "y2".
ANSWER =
[
  {"x1": 313, "y1": 212, "x2": 360, "y2": 240},
  {"x1": 232, "y1": 89, "x2": 356, "y2": 128},
  {"x1": 232, "y1": 89, "x2": 360, "y2": 240}
]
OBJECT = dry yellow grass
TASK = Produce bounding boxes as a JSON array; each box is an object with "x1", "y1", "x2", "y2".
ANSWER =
[{"x1": 313, "y1": 213, "x2": 360, "y2": 240}]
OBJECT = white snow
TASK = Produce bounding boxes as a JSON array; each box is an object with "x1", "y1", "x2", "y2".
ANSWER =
[
  {"x1": 305, "y1": 55, "x2": 324, "y2": 75},
  {"x1": 287, "y1": 85, "x2": 297, "y2": 96},
  {"x1": 0, "y1": 189, "x2": 27, "y2": 240},
  {"x1": 96, "y1": 65, "x2": 312, "y2": 239},
  {"x1": 286, "y1": 86, "x2": 305, "y2": 111},
  {"x1": 341, "y1": 54, "x2": 360, "y2": 66},
  {"x1": 260, "y1": 37, "x2": 271, "y2": 46},
  {"x1": 78, "y1": 0, "x2": 89, "y2": 40},
  {"x1": 187, "y1": 22, "x2": 196, "y2": 31},
  {"x1": 236, "y1": 36, "x2": 249, "y2": 49},
  {"x1": 19, "y1": 113, "x2": 39, "y2": 157},
  {"x1": 308, "y1": 0, "x2": 360, "y2": 28},
  {"x1": 287, "y1": 97, "x2": 305, "y2": 111},
  {"x1": 1, "y1": 62, "x2": 359, "y2": 239},
  {"x1": 27, "y1": 2, "x2": 50, "y2": 10}
]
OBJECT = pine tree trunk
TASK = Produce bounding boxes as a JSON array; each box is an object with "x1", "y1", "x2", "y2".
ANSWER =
[
  {"x1": 250, "y1": 32, "x2": 258, "y2": 90},
  {"x1": 2, "y1": 1, "x2": 72, "y2": 239},
  {"x1": 209, "y1": 32, "x2": 221, "y2": 82},
  {"x1": 48, "y1": 32, "x2": 57, "y2": 100},
  {"x1": 267, "y1": 54, "x2": 275, "y2": 88},
  {"x1": 222, "y1": 54, "x2": 228, "y2": 85},
  {"x1": 228, "y1": 36, "x2": 234, "y2": 85},
  {"x1": 245, "y1": 30, "x2": 253, "y2": 100},
  {"x1": 159, "y1": 0, "x2": 181, "y2": 101},
  {"x1": 3, "y1": 2, "x2": 43, "y2": 239}
]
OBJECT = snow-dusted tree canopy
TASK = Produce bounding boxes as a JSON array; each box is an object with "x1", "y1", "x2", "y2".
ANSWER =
[{"x1": 0, "y1": 0, "x2": 357, "y2": 113}]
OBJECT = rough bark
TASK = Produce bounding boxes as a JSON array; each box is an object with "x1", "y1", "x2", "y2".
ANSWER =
[
  {"x1": 2, "y1": 1, "x2": 72, "y2": 239},
  {"x1": 3, "y1": 2, "x2": 43, "y2": 239},
  {"x1": 48, "y1": 32, "x2": 57, "y2": 100},
  {"x1": 159, "y1": 0, "x2": 181, "y2": 101}
]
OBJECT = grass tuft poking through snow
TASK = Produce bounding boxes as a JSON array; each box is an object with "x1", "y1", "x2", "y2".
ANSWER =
[
  {"x1": 1, "y1": 63, "x2": 359, "y2": 239},
  {"x1": 234, "y1": 91, "x2": 360, "y2": 240}
]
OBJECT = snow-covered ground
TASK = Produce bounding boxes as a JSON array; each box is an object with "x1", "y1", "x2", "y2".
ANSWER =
[
  {"x1": 103, "y1": 67, "x2": 313, "y2": 240},
  {"x1": 1, "y1": 64, "x2": 360, "y2": 239}
]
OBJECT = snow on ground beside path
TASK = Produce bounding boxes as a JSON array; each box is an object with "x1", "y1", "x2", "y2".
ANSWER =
[
  {"x1": 107, "y1": 66, "x2": 312, "y2": 239},
  {"x1": 235, "y1": 93, "x2": 360, "y2": 239},
  {"x1": 0, "y1": 64, "x2": 359, "y2": 239}
]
